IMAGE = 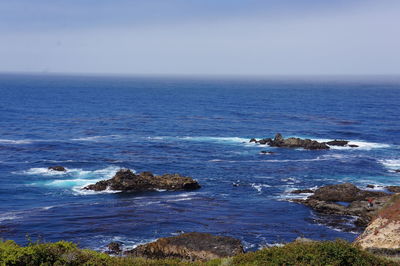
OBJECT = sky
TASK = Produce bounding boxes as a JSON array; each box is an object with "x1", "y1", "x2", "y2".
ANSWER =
[{"x1": 0, "y1": 0, "x2": 399, "y2": 76}]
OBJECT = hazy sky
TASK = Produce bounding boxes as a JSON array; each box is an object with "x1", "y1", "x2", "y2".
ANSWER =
[{"x1": 1, "y1": 0, "x2": 399, "y2": 76}]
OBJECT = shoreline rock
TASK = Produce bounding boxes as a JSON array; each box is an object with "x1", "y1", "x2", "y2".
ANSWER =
[
  {"x1": 124, "y1": 232, "x2": 244, "y2": 261},
  {"x1": 292, "y1": 183, "x2": 391, "y2": 228},
  {"x1": 84, "y1": 169, "x2": 201, "y2": 192},
  {"x1": 355, "y1": 194, "x2": 400, "y2": 251}
]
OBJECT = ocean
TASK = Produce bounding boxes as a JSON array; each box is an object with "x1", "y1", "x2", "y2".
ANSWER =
[{"x1": 0, "y1": 74, "x2": 399, "y2": 251}]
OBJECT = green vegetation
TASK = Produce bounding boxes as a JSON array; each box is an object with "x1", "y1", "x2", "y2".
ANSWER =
[{"x1": 0, "y1": 239, "x2": 396, "y2": 265}]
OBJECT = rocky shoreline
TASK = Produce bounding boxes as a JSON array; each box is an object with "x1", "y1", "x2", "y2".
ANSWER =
[
  {"x1": 43, "y1": 164, "x2": 400, "y2": 261},
  {"x1": 291, "y1": 183, "x2": 398, "y2": 228}
]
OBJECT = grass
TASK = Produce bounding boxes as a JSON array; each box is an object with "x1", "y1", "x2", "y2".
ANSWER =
[{"x1": 0, "y1": 239, "x2": 397, "y2": 265}]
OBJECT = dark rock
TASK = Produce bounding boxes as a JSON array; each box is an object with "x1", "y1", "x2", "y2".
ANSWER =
[
  {"x1": 125, "y1": 232, "x2": 244, "y2": 261},
  {"x1": 310, "y1": 183, "x2": 387, "y2": 202},
  {"x1": 48, "y1": 166, "x2": 66, "y2": 172},
  {"x1": 394, "y1": 169, "x2": 400, "y2": 173},
  {"x1": 348, "y1": 144, "x2": 359, "y2": 148},
  {"x1": 258, "y1": 138, "x2": 272, "y2": 145},
  {"x1": 291, "y1": 189, "x2": 314, "y2": 194},
  {"x1": 106, "y1": 242, "x2": 122, "y2": 255},
  {"x1": 84, "y1": 169, "x2": 201, "y2": 192},
  {"x1": 251, "y1": 133, "x2": 329, "y2": 150},
  {"x1": 366, "y1": 184, "x2": 375, "y2": 188},
  {"x1": 326, "y1": 140, "x2": 349, "y2": 146},
  {"x1": 387, "y1": 186, "x2": 400, "y2": 193},
  {"x1": 249, "y1": 138, "x2": 257, "y2": 143}
]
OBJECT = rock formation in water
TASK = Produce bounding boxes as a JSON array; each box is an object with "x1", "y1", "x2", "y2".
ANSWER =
[
  {"x1": 250, "y1": 133, "x2": 360, "y2": 149},
  {"x1": 84, "y1": 169, "x2": 200, "y2": 192},
  {"x1": 250, "y1": 133, "x2": 329, "y2": 150},
  {"x1": 124, "y1": 232, "x2": 244, "y2": 261}
]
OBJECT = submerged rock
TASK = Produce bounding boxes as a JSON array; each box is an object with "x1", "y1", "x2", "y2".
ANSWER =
[
  {"x1": 48, "y1": 166, "x2": 66, "y2": 172},
  {"x1": 84, "y1": 169, "x2": 201, "y2": 192},
  {"x1": 125, "y1": 232, "x2": 244, "y2": 261},
  {"x1": 260, "y1": 151, "x2": 275, "y2": 155},
  {"x1": 355, "y1": 194, "x2": 400, "y2": 250}
]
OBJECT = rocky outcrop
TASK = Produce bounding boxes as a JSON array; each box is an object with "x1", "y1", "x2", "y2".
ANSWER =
[
  {"x1": 48, "y1": 166, "x2": 66, "y2": 172},
  {"x1": 355, "y1": 194, "x2": 400, "y2": 250},
  {"x1": 250, "y1": 133, "x2": 329, "y2": 150},
  {"x1": 293, "y1": 183, "x2": 391, "y2": 228},
  {"x1": 249, "y1": 133, "x2": 361, "y2": 149},
  {"x1": 125, "y1": 232, "x2": 244, "y2": 261},
  {"x1": 84, "y1": 169, "x2": 200, "y2": 192}
]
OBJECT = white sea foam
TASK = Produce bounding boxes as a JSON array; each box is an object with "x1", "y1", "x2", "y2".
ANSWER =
[
  {"x1": 379, "y1": 159, "x2": 400, "y2": 170},
  {"x1": 179, "y1": 136, "x2": 249, "y2": 144},
  {"x1": 0, "y1": 214, "x2": 18, "y2": 222},
  {"x1": 22, "y1": 166, "x2": 124, "y2": 195},
  {"x1": 251, "y1": 183, "x2": 271, "y2": 193},
  {"x1": 20, "y1": 167, "x2": 69, "y2": 176},
  {"x1": 0, "y1": 138, "x2": 33, "y2": 144},
  {"x1": 311, "y1": 138, "x2": 391, "y2": 150},
  {"x1": 71, "y1": 135, "x2": 122, "y2": 142}
]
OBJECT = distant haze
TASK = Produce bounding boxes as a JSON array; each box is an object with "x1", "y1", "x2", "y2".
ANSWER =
[{"x1": 1, "y1": 0, "x2": 399, "y2": 76}]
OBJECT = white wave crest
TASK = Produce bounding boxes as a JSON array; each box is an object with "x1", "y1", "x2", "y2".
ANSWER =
[{"x1": 179, "y1": 136, "x2": 249, "y2": 144}]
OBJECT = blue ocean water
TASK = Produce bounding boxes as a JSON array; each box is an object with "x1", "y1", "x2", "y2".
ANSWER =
[{"x1": 0, "y1": 74, "x2": 399, "y2": 251}]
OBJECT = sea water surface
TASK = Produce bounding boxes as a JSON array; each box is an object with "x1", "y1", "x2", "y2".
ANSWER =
[{"x1": 0, "y1": 74, "x2": 399, "y2": 251}]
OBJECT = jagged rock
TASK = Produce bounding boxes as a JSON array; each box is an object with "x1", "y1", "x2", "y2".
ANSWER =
[
  {"x1": 326, "y1": 140, "x2": 349, "y2": 146},
  {"x1": 106, "y1": 242, "x2": 122, "y2": 255},
  {"x1": 348, "y1": 144, "x2": 359, "y2": 148},
  {"x1": 249, "y1": 138, "x2": 257, "y2": 143},
  {"x1": 84, "y1": 169, "x2": 201, "y2": 192},
  {"x1": 290, "y1": 189, "x2": 314, "y2": 194},
  {"x1": 125, "y1": 232, "x2": 244, "y2": 261},
  {"x1": 355, "y1": 194, "x2": 400, "y2": 250},
  {"x1": 367, "y1": 184, "x2": 375, "y2": 188},
  {"x1": 387, "y1": 186, "x2": 400, "y2": 193},
  {"x1": 48, "y1": 166, "x2": 66, "y2": 172}
]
